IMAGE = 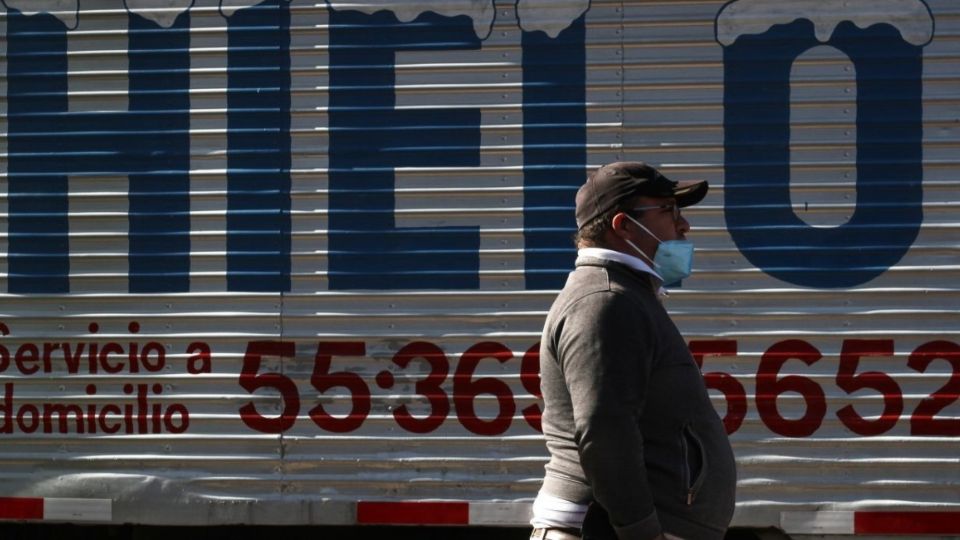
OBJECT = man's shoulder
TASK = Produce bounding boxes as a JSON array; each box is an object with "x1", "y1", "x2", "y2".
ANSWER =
[
  {"x1": 550, "y1": 266, "x2": 651, "y2": 322},
  {"x1": 567, "y1": 259, "x2": 655, "y2": 299},
  {"x1": 551, "y1": 264, "x2": 614, "y2": 310}
]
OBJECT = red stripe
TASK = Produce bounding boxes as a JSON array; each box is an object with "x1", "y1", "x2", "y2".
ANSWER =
[
  {"x1": 0, "y1": 497, "x2": 43, "y2": 520},
  {"x1": 855, "y1": 511, "x2": 960, "y2": 534},
  {"x1": 357, "y1": 502, "x2": 469, "y2": 525}
]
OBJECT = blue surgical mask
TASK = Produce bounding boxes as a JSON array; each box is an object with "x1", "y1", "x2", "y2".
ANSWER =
[{"x1": 623, "y1": 213, "x2": 694, "y2": 285}]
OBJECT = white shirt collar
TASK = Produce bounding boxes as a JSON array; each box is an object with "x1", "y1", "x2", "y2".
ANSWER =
[{"x1": 576, "y1": 247, "x2": 667, "y2": 296}]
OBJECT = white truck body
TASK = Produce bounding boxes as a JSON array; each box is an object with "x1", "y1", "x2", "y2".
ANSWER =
[{"x1": 0, "y1": 0, "x2": 957, "y2": 537}]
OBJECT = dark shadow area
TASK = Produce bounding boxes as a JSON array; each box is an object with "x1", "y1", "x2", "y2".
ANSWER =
[
  {"x1": 0, "y1": 524, "x2": 779, "y2": 539},
  {"x1": 0, "y1": 524, "x2": 530, "y2": 540}
]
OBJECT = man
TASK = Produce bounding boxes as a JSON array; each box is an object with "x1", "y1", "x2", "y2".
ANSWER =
[{"x1": 530, "y1": 162, "x2": 736, "y2": 540}]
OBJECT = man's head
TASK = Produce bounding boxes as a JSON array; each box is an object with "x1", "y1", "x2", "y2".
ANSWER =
[{"x1": 574, "y1": 161, "x2": 708, "y2": 261}]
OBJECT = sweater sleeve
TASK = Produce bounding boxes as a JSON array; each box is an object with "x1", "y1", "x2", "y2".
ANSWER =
[{"x1": 555, "y1": 291, "x2": 662, "y2": 540}]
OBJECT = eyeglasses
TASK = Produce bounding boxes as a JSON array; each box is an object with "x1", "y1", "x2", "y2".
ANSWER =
[{"x1": 630, "y1": 204, "x2": 681, "y2": 223}]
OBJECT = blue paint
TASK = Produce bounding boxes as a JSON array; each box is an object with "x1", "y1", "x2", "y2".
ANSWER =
[
  {"x1": 6, "y1": 8, "x2": 191, "y2": 293},
  {"x1": 128, "y1": 13, "x2": 191, "y2": 292},
  {"x1": 327, "y1": 9, "x2": 481, "y2": 289},
  {"x1": 723, "y1": 19, "x2": 924, "y2": 288},
  {"x1": 7, "y1": 10, "x2": 69, "y2": 293},
  {"x1": 522, "y1": 17, "x2": 587, "y2": 290},
  {"x1": 225, "y1": 0, "x2": 292, "y2": 292},
  {"x1": 5, "y1": 4, "x2": 929, "y2": 294}
]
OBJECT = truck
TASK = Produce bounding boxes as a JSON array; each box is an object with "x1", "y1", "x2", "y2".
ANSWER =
[{"x1": 0, "y1": 0, "x2": 957, "y2": 538}]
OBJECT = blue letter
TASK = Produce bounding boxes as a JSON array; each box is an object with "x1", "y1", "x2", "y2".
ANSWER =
[
  {"x1": 7, "y1": 9, "x2": 69, "y2": 293},
  {"x1": 128, "y1": 12, "x2": 192, "y2": 292},
  {"x1": 722, "y1": 19, "x2": 925, "y2": 288},
  {"x1": 522, "y1": 16, "x2": 587, "y2": 290},
  {"x1": 6, "y1": 7, "x2": 191, "y2": 293},
  {"x1": 225, "y1": 0, "x2": 292, "y2": 292},
  {"x1": 327, "y1": 9, "x2": 481, "y2": 289}
]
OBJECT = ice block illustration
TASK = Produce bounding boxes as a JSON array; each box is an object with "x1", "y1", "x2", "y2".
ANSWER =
[
  {"x1": 716, "y1": 0, "x2": 933, "y2": 288},
  {"x1": 3, "y1": 0, "x2": 198, "y2": 28},
  {"x1": 125, "y1": 0, "x2": 194, "y2": 28},
  {"x1": 322, "y1": 0, "x2": 587, "y2": 39}
]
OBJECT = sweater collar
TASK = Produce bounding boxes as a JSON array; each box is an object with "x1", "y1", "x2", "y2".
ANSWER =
[{"x1": 576, "y1": 247, "x2": 667, "y2": 297}]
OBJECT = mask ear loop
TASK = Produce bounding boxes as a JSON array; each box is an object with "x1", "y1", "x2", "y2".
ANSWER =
[
  {"x1": 624, "y1": 212, "x2": 665, "y2": 243},
  {"x1": 624, "y1": 238, "x2": 657, "y2": 268},
  {"x1": 622, "y1": 213, "x2": 662, "y2": 269}
]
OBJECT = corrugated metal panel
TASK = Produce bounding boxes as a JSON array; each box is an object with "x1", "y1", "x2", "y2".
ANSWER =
[{"x1": 0, "y1": 0, "x2": 957, "y2": 534}]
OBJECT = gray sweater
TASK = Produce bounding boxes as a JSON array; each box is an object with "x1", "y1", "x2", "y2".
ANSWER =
[{"x1": 539, "y1": 257, "x2": 736, "y2": 539}]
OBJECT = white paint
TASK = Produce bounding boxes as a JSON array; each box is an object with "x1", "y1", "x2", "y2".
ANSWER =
[
  {"x1": 125, "y1": 0, "x2": 194, "y2": 28},
  {"x1": 325, "y1": 0, "x2": 587, "y2": 40},
  {"x1": 0, "y1": 0, "x2": 587, "y2": 38},
  {"x1": 3, "y1": 0, "x2": 197, "y2": 29},
  {"x1": 716, "y1": 0, "x2": 934, "y2": 47},
  {"x1": 2, "y1": 0, "x2": 78, "y2": 29},
  {"x1": 780, "y1": 511, "x2": 855, "y2": 534},
  {"x1": 516, "y1": 0, "x2": 589, "y2": 38},
  {"x1": 43, "y1": 498, "x2": 113, "y2": 522},
  {"x1": 469, "y1": 502, "x2": 533, "y2": 525},
  {"x1": 220, "y1": 0, "x2": 280, "y2": 17},
  {"x1": 324, "y1": 1, "x2": 496, "y2": 39}
]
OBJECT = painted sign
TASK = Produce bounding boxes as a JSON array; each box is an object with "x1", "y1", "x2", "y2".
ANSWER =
[
  {"x1": 0, "y1": 0, "x2": 957, "y2": 533},
  {"x1": 2, "y1": 0, "x2": 937, "y2": 292}
]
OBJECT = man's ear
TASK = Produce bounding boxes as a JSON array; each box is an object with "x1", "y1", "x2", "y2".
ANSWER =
[{"x1": 610, "y1": 212, "x2": 631, "y2": 239}]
